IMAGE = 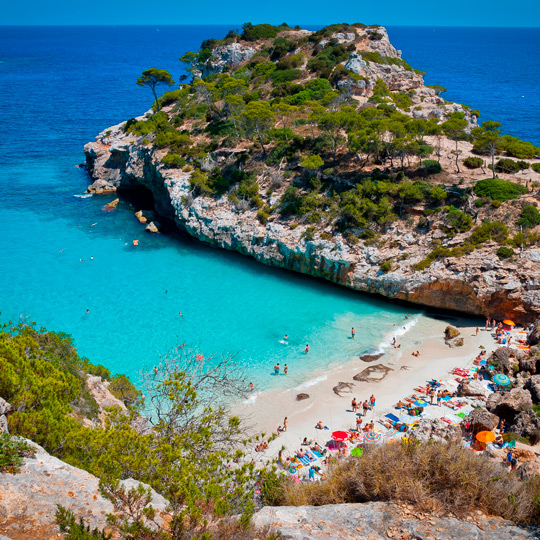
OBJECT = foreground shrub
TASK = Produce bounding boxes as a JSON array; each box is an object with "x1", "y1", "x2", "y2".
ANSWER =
[
  {"x1": 272, "y1": 442, "x2": 540, "y2": 525},
  {"x1": 0, "y1": 433, "x2": 35, "y2": 473},
  {"x1": 497, "y1": 246, "x2": 514, "y2": 259},
  {"x1": 463, "y1": 156, "x2": 484, "y2": 169},
  {"x1": 474, "y1": 178, "x2": 527, "y2": 201}
]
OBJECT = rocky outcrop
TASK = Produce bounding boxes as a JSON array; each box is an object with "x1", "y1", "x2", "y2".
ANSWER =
[
  {"x1": 252, "y1": 502, "x2": 539, "y2": 540},
  {"x1": 510, "y1": 410, "x2": 540, "y2": 441},
  {"x1": 465, "y1": 409, "x2": 499, "y2": 432},
  {"x1": 487, "y1": 388, "x2": 533, "y2": 420},
  {"x1": 528, "y1": 319, "x2": 540, "y2": 345},
  {"x1": 488, "y1": 347, "x2": 521, "y2": 375},
  {"x1": 525, "y1": 374, "x2": 540, "y2": 403},
  {"x1": 201, "y1": 43, "x2": 257, "y2": 77},
  {"x1": 459, "y1": 380, "x2": 488, "y2": 397},
  {"x1": 412, "y1": 418, "x2": 461, "y2": 443},
  {"x1": 0, "y1": 440, "x2": 169, "y2": 540},
  {"x1": 0, "y1": 398, "x2": 11, "y2": 434},
  {"x1": 84, "y1": 125, "x2": 540, "y2": 324}
]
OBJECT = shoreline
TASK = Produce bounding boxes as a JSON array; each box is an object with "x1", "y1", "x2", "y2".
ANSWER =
[{"x1": 235, "y1": 313, "x2": 497, "y2": 462}]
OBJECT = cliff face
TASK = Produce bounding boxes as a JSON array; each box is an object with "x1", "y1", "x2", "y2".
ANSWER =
[{"x1": 84, "y1": 124, "x2": 540, "y2": 324}]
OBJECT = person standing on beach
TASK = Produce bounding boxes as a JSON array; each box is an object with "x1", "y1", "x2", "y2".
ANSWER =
[
  {"x1": 284, "y1": 364, "x2": 288, "y2": 375},
  {"x1": 429, "y1": 388, "x2": 434, "y2": 405},
  {"x1": 352, "y1": 397, "x2": 358, "y2": 413},
  {"x1": 476, "y1": 327, "x2": 479, "y2": 336},
  {"x1": 369, "y1": 395, "x2": 376, "y2": 409},
  {"x1": 485, "y1": 317, "x2": 491, "y2": 330},
  {"x1": 283, "y1": 417, "x2": 288, "y2": 432},
  {"x1": 437, "y1": 391, "x2": 442, "y2": 406},
  {"x1": 274, "y1": 363, "x2": 280, "y2": 375},
  {"x1": 351, "y1": 327, "x2": 355, "y2": 339},
  {"x1": 362, "y1": 400, "x2": 369, "y2": 416}
]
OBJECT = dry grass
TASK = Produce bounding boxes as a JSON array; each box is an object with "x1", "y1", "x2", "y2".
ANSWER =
[{"x1": 275, "y1": 442, "x2": 540, "y2": 525}]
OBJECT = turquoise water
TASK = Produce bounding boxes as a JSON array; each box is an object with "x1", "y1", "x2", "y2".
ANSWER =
[
  {"x1": 1, "y1": 156, "x2": 414, "y2": 390},
  {"x1": 2, "y1": 25, "x2": 537, "y2": 391}
]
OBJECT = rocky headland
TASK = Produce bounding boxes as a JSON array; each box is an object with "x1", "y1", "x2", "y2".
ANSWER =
[{"x1": 85, "y1": 23, "x2": 540, "y2": 323}]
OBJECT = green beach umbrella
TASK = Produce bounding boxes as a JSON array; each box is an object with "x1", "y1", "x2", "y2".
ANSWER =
[
  {"x1": 351, "y1": 447, "x2": 363, "y2": 457},
  {"x1": 493, "y1": 373, "x2": 512, "y2": 386}
]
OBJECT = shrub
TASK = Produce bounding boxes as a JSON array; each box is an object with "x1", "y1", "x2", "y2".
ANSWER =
[
  {"x1": 0, "y1": 433, "x2": 35, "y2": 473},
  {"x1": 470, "y1": 221, "x2": 509, "y2": 245},
  {"x1": 423, "y1": 160, "x2": 442, "y2": 175},
  {"x1": 269, "y1": 69, "x2": 302, "y2": 84},
  {"x1": 380, "y1": 260, "x2": 392, "y2": 273},
  {"x1": 446, "y1": 206, "x2": 473, "y2": 232},
  {"x1": 532, "y1": 163, "x2": 540, "y2": 174},
  {"x1": 241, "y1": 22, "x2": 280, "y2": 41},
  {"x1": 497, "y1": 246, "x2": 514, "y2": 260},
  {"x1": 463, "y1": 156, "x2": 484, "y2": 169},
  {"x1": 495, "y1": 158, "x2": 521, "y2": 174},
  {"x1": 501, "y1": 135, "x2": 539, "y2": 159},
  {"x1": 273, "y1": 442, "x2": 540, "y2": 525},
  {"x1": 56, "y1": 506, "x2": 111, "y2": 540},
  {"x1": 518, "y1": 205, "x2": 540, "y2": 228},
  {"x1": 162, "y1": 153, "x2": 186, "y2": 168},
  {"x1": 474, "y1": 178, "x2": 527, "y2": 201}
]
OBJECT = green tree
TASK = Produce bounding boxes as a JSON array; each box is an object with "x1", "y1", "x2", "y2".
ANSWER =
[
  {"x1": 300, "y1": 154, "x2": 324, "y2": 177},
  {"x1": 442, "y1": 115, "x2": 468, "y2": 173},
  {"x1": 272, "y1": 102, "x2": 297, "y2": 141},
  {"x1": 136, "y1": 69, "x2": 175, "y2": 111},
  {"x1": 241, "y1": 101, "x2": 275, "y2": 157},
  {"x1": 471, "y1": 120, "x2": 502, "y2": 178}
]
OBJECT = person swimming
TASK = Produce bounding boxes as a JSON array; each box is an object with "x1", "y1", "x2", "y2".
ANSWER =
[
  {"x1": 305, "y1": 344, "x2": 310, "y2": 354},
  {"x1": 274, "y1": 363, "x2": 280, "y2": 375}
]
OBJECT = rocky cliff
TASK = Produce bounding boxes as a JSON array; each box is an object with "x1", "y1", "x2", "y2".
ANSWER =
[
  {"x1": 84, "y1": 23, "x2": 540, "y2": 324},
  {"x1": 84, "y1": 124, "x2": 540, "y2": 324}
]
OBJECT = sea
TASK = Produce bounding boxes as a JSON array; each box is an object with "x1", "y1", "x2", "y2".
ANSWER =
[{"x1": 0, "y1": 26, "x2": 538, "y2": 392}]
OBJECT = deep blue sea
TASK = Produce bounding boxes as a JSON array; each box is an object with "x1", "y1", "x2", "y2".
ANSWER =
[{"x1": 0, "y1": 26, "x2": 538, "y2": 390}]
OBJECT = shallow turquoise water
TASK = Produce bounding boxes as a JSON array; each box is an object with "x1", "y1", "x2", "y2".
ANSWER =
[{"x1": 0, "y1": 155, "x2": 414, "y2": 390}]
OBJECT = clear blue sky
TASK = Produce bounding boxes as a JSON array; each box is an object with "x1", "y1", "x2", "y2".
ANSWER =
[{"x1": 3, "y1": 0, "x2": 539, "y2": 26}]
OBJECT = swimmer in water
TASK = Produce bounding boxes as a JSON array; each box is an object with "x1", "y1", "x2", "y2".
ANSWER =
[
  {"x1": 85, "y1": 309, "x2": 90, "y2": 314},
  {"x1": 284, "y1": 334, "x2": 288, "y2": 342},
  {"x1": 284, "y1": 364, "x2": 288, "y2": 375},
  {"x1": 305, "y1": 344, "x2": 310, "y2": 354},
  {"x1": 249, "y1": 382, "x2": 254, "y2": 391},
  {"x1": 153, "y1": 366, "x2": 158, "y2": 376},
  {"x1": 179, "y1": 312, "x2": 183, "y2": 317},
  {"x1": 351, "y1": 327, "x2": 355, "y2": 339}
]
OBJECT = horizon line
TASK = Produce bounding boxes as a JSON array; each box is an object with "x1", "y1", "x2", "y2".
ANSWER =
[{"x1": 1, "y1": 23, "x2": 540, "y2": 28}]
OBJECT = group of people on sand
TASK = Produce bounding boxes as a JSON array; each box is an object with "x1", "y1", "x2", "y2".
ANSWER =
[{"x1": 351, "y1": 395, "x2": 376, "y2": 416}]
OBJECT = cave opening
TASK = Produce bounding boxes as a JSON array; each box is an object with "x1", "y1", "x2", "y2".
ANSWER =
[{"x1": 118, "y1": 183, "x2": 156, "y2": 212}]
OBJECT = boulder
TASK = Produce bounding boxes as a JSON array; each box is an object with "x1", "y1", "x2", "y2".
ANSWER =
[
  {"x1": 528, "y1": 318, "x2": 540, "y2": 345},
  {"x1": 359, "y1": 353, "x2": 383, "y2": 363},
  {"x1": 0, "y1": 416, "x2": 7, "y2": 433},
  {"x1": 103, "y1": 198, "x2": 119, "y2": 211},
  {"x1": 0, "y1": 440, "x2": 169, "y2": 539},
  {"x1": 519, "y1": 351, "x2": 539, "y2": 374},
  {"x1": 446, "y1": 337, "x2": 464, "y2": 347},
  {"x1": 296, "y1": 393, "x2": 309, "y2": 401},
  {"x1": 87, "y1": 178, "x2": 116, "y2": 194},
  {"x1": 487, "y1": 388, "x2": 533, "y2": 420},
  {"x1": 459, "y1": 380, "x2": 487, "y2": 397},
  {"x1": 525, "y1": 374, "x2": 540, "y2": 403},
  {"x1": 488, "y1": 347, "x2": 520, "y2": 375},
  {"x1": 145, "y1": 221, "x2": 160, "y2": 233},
  {"x1": 135, "y1": 209, "x2": 156, "y2": 224},
  {"x1": 465, "y1": 409, "x2": 499, "y2": 432},
  {"x1": 0, "y1": 398, "x2": 11, "y2": 415},
  {"x1": 252, "y1": 501, "x2": 539, "y2": 540},
  {"x1": 444, "y1": 325, "x2": 460, "y2": 339},
  {"x1": 411, "y1": 418, "x2": 461, "y2": 444},
  {"x1": 510, "y1": 410, "x2": 540, "y2": 442}
]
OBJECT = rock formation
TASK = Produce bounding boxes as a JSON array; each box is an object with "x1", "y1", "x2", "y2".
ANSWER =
[{"x1": 252, "y1": 502, "x2": 539, "y2": 540}]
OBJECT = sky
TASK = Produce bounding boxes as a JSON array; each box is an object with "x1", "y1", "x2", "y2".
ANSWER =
[{"x1": 2, "y1": 0, "x2": 539, "y2": 26}]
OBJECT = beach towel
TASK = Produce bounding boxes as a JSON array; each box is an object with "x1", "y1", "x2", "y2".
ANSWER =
[
  {"x1": 456, "y1": 412, "x2": 467, "y2": 419},
  {"x1": 385, "y1": 413, "x2": 400, "y2": 423},
  {"x1": 312, "y1": 450, "x2": 323, "y2": 458}
]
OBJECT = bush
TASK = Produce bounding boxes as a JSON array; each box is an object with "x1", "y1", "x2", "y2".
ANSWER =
[
  {"x1": 495, "y1": 158, "x2": 521, "y2": 174},
  {"x1": 241, "y1": 22, "x2": 281, "y2": 41},
  {"x1": 162, "y1": 153, "x2": 186, "y2": 168},
  {"x1": 474, "y1": 178, "x2": 528, "y2": 201},
  {"x1": 269, "y1": 69, "x2": 302, "y2": 84},
  {"x1": 501, "y1": 135, "x2": 539, "y2": 159},
  {"x1": 422, "y1": 160, "x2": 442, "y2": 175},
  {"x1": 56, "y1": 506, "x2": 111, "y2": 540},
  {"x1": 446, "y1": 206, "x2": 473, "y2": 232},
  {"x1": 380, "y1": 260, "x2": 392, "y2": 273},
  {"x1": 497, "y1": 246, "x2": 514, "y2": 260},
  {"x1": 0, "y1": 433, "x2": 35, "y2": 473},
  {"x1": 470, "y1": 221, "x2": 509, "y2": 245},
  {"x1": 273, "y1": 442, "x2": 540, "y2": 525},
  {"x1": 518, "y1": 205, "x2": 540, "y2": 228},
  {"x1": 532, "y1": 163, "x2": 540, "y2": 174},
  {"x1": 463, "y1": 156, "x2": 484, "y2": 169}
]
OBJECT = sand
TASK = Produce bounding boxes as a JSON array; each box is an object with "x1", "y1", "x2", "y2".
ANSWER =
[{"x1": 234, "y1": 313, "x2": 502, "y2": 464}]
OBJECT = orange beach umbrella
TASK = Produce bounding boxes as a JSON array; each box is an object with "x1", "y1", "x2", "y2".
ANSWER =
[
  {"x1": 503, "y1": 320, "x2": 516, "y2": 326},
  {"x1": 476, "y1": 431, "x2": 496, "y2": 444}
]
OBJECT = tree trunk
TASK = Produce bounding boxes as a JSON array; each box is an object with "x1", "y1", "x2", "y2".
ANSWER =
[
  {"x1": 152, "y1": 86, "x2": 160, "y2": 111},
  {"x1": 455, "y1": 139, "x2": 460, "y2": 173},
  {"x1": 256, "y1": 129, "x2": 267, "y2": 157},
  {"x1": 491, "y1": 150, "x2": 496, "y2": 178}
]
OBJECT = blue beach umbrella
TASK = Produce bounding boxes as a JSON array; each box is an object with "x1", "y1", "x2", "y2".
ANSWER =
[
  {"x1": 414, "y1": 400, "x2": 427, "y2": 407},
  {"x1": 493, "y1": 373, "x2": 512, "y2": 386}
]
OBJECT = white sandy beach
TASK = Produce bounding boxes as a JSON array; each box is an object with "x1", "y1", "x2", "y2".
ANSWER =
[{"x1": 234, "y1": 313, "x2": 504, "y2": 465}]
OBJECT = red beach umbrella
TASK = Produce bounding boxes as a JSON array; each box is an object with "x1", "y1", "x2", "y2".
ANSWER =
[{"x1": 331, "y1": 430, "x2": 349, "y2": 442}]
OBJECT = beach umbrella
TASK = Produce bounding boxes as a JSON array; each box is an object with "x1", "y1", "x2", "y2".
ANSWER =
[
  {"x1": 331, "y1": 430, "x2": 349, "y2": 442},
  {"x1": 364, "y1": 431, "x2": 382, "y2": 443},
  {"x1": 351, "y1": 447, "x2": 363, "y2": 457},
  {"x1": 476, "y1": 431, "x2": 496, "y2": 444},
  {"x1": 493, "y1": 373, "x2": 512, "y2": 386},
  {"x1": 414, "y1": 400, "x2": 427, "y2": 407},
  {"x1": 503, "y1": 320, "x2": 516, "y2": 326}
]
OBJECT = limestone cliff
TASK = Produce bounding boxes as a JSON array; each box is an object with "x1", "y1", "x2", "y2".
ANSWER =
[{"x1": 84, "y1": 123, "x2": 540, "y2": 324}]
